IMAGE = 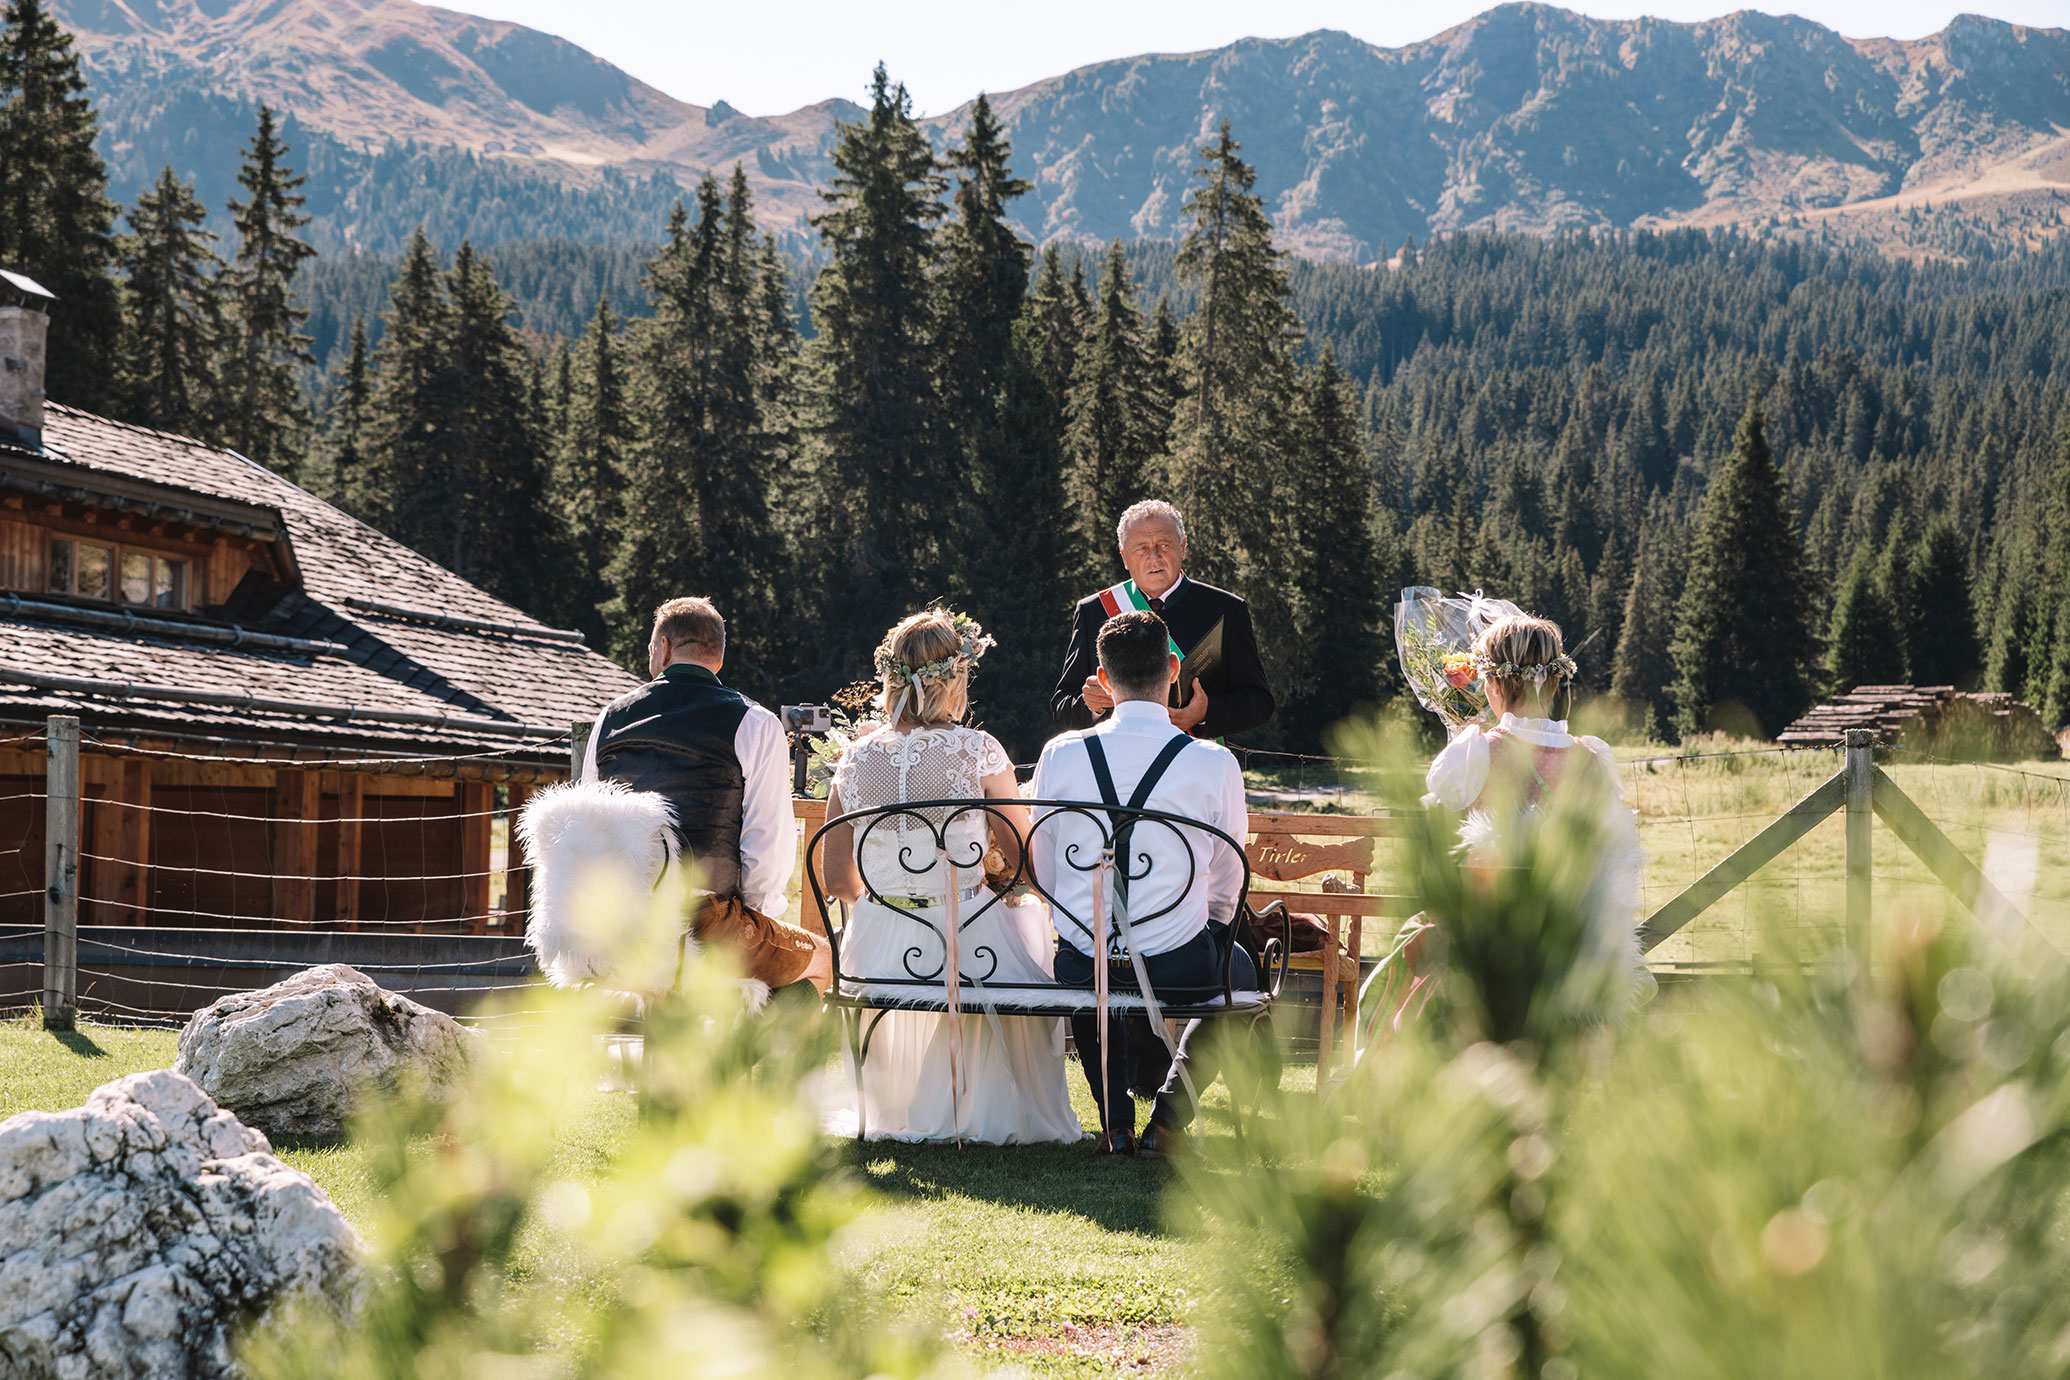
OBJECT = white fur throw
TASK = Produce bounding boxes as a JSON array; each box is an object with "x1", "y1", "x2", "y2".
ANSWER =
[{"x1": 519, "y1": 779, "x2": 683, "y2": 992}]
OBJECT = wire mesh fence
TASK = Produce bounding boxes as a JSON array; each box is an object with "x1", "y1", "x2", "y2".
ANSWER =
[{"x1": 3, "y1": 712, "x2": 2055, "y2": 1028}]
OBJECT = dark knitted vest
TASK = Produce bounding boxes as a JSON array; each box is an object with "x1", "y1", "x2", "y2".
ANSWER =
[{"x1": 592, "y1": 669, "x2": 751, "y2": 901}]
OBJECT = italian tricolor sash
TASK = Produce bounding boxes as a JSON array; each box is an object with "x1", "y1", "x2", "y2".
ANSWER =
[{"x1": 1097, "y1": 580, "x2": 1186, "y2": 659}]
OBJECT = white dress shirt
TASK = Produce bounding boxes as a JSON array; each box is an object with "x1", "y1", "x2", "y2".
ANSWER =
[
  {"x1": 582, "y1": 682, "x2": 796, "y2": 920},
  {"x1": 1423, "y1": 713, "x2": 1623, "y2": 812},
  {"x1": 1031, "y1": 699, "x2": 1249, "y2": 959}
]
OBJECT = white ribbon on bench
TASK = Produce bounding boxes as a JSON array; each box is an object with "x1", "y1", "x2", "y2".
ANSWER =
[
  {"x1": 1091, "y1": 843, "x2": 1200, "y2": 1126},
  {"x1": 935, "y1": 843, "x2": 1025, "y2": 1149}
]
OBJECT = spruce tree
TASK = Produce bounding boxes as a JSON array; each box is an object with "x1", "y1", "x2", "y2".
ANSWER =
[
  {"x1": 432, "y1": 242, "x2": 549, "y2": 604},
  {"x1": 1283, "y1": 349, "x2": 1382, "y2": 747},
  {"x1": 933, "y1": 92, "x2": 1030, "y2": 469},
  {"x1": 323, "y1": 314, "x2": 370, "y2": 511},
  {"x1": 1668, "y1": 401, "x2": 1817, "y2": 738},
  {"x1": 1064, "y1": 240, "x2": 1164, "y2": 586},
  {"x1": 547, "y1": 339, "x2": 574, "y2": 455},
  {"x1": 555, "y1": 296, "x2": 628, "y2": 644},
  {"x1": 966, "y1": 283, "x2": 1073, "y2": 758},
  {"x1": 612, "y1": 175, "x2": 793, "y2": 692},
  {"x1": 361, "y1": 229, "x2": 450, "y2": 535},
  {"x1": 1164, "y1": 120, "x2": 1305, "y2": 731},
  {"x1": 609, "y1": 204, "x2": 703, "y2": 665},
  {"x1": 1824, "y1": 545, "x2": 1907, "y2": 694},
  {"x1": 803, "y1": 64, "x2": 947, "y2": 675},
  {"x1": 1610, "y1": 517, "x2": 1686, "y2": 742},
  {"x1": 0, "y1": 0, "x2": 124, "y2": 415},
  {"x1": 218, "y1": 105, "x2": 317, "y2": 476},
  {"x1": 120, "y1": 167, "x2": 223, "y2": 439},
  {"x1": 1909, "y1": 515, "x2": 1981, "y2": 688}
]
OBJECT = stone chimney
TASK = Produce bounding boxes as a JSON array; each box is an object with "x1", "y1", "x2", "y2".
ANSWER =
[{"x1": 0, "y1": 269, "x2": 57, "y2": 449}]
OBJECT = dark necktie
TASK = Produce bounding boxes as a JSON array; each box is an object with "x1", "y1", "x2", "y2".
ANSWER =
[{"x1": 1148, "y1": 597, "x2": 1164, "y2": 613}]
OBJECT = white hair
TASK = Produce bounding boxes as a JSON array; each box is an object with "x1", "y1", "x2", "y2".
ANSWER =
[{"x1": 1116, "y1": 499, "x2": 1187, "y2": 549}]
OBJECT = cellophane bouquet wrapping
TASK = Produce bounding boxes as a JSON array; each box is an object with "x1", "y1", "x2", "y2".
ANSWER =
[{"x1": 1394, "y1": 587, "x2": 1523, "y2": 733}]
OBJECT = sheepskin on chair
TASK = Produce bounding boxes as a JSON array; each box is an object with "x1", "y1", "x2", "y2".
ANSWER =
[{"x1": 518, "y1": 779, "x2": 683, "y2": 994}]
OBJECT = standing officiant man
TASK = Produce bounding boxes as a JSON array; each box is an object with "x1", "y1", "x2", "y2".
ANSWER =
[{"x1": 1052, "y1": 500, "x2": 1274, "y2": 739}]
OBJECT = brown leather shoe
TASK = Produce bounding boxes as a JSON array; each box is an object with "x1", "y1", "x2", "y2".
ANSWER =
[{"x1": 1094, "y1": 1128, "x2": 1137, "y2": 1156}]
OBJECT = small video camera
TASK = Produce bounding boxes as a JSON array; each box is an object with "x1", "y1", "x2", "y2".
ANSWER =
[{"x1": 780, "y1": 704, "x2": 833, "y2": 735}]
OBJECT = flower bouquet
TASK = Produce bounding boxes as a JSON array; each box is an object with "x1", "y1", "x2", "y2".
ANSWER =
[{"x1": 1394, "y1": 587, "x2": 1523, "y2": 733}]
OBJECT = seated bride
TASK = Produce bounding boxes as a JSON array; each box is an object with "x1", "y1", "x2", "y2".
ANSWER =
[{"x1": 819, "y1": 609, "x2": 1084, "y2": 1145}]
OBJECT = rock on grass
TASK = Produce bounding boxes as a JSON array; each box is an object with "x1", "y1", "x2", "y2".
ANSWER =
[
  {"x1": 0, "y1": 1069, "x2": 360, "y2": 1379},
  {"x1": 174, "y1": 964, "x2": 477, "y2": 1138}
]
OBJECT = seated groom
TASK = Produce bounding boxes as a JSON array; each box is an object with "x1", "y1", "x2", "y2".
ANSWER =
[
  {"x1": 1033, "y1": 610, "x2": 1258, "y2": 1159},
  {"x1": 582, "y1": 596, "x2": 828, "y2": 995},
  {"x1": 1052, "y1": 499, "x2": 1275, "y2": 739}
]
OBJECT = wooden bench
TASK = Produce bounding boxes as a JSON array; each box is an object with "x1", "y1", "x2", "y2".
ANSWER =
[
  {"x1": 1244, "y1": 811, "x2": 1416, "y2": 1081},
  {"x1": 803, "y1": 797, "x2": 1290, "y2": 1140}
]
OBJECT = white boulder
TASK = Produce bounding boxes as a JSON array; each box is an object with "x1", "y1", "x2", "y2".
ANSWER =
[
  {"x1": 0, "y1": 1069, "x2": 360, "y2": 1379},
  {"x1": 174, "y1": 964, "x2": 477, "y2": 1138}
]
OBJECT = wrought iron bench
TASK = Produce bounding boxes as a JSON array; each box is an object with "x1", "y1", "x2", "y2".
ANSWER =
[{"x1": 805, "y1": 797, "x2": 1291, "y2": 1139}]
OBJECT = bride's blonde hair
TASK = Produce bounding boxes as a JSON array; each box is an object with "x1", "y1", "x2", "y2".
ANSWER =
[
  {"x1": 876, "y1": 611, "x2": 972, "y2": 729},
  {"x1": 1473, "y1": 613, "x2": 1572, "y2": 706}
]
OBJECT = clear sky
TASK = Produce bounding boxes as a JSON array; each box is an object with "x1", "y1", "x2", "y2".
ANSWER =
[{"x1": 431, "y1": 0, "x2": 2070, "y2": 118}]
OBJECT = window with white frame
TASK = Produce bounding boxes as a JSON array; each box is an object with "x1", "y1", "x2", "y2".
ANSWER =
[{"x1": 48, "y1": 537, "x2": 188, "y2": 610}]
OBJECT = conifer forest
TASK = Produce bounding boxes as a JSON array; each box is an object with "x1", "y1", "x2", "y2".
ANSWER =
[{"x1": 6, "y1": 0, "x2": 2070, "y2": 761}]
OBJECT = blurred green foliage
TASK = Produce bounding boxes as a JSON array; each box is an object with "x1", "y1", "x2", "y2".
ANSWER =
[
  {"x1": 1187, "y1": 720, "x2": 2070, "y2": 1379},
  {"x1": 241, "y1": 961, "x2": 957, "y2": 1380}
]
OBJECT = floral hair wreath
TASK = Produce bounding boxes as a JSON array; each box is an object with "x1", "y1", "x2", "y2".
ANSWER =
[
  {"x1": 875, "y1": 611, "x2": 996, "y2": 689},
  {"x1": 1470, "y1": 651, "x2": 1579, "y2": 686}
]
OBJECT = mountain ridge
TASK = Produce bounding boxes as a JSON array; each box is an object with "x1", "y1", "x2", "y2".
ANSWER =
[{"x1": 48, "y1": 0, "x2": 2070, "y2": 257}]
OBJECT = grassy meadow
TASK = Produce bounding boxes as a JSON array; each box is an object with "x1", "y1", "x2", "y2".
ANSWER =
[
  {"x1": 0, "y1": 1015, "x2": 1309, "y2": 1378},
  {"x1": 4, "y1": 741, "x2": 2064, "y2": 1376},
  {"x1": 1247, "y1": 739, "x2": 2070, "y2": 967}
]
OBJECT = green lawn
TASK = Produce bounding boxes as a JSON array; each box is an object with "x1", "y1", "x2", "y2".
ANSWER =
[{"x1": 0, "y1": 1016, "x2": 1307, "y2": 1377}]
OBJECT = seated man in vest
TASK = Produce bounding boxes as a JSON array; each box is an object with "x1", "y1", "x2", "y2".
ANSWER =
[
  {"x1": 1032, "y1": 610, "x2": 1258, "y2": 1159},
  {"x1": 581, "y1": 596, "x2": 828, "y2": 997}
]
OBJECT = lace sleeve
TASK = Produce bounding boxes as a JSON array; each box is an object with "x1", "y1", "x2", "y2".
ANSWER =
[
  {"x1": 829, "y1": 731, "x2": 871, "y2": 805},
  {"x1": 975, "y1": 730, "x2": 1013, "y2": 781}
]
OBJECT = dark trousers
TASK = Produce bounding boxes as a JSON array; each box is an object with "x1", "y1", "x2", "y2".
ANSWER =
[{"x1": 1055, "y1": 924, "x2": 1258, "y2": 1137}]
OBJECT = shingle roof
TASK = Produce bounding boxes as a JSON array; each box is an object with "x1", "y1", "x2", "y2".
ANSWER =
[{"x1": 0, "y1": 404, "x2": 641, "y2": 759}]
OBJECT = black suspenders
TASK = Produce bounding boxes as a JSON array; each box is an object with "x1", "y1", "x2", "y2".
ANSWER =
[{"x1": 1083, "y1": 731, "x2": 1195, "y2": 949}]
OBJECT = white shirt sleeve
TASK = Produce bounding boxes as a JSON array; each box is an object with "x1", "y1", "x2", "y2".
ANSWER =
[
  {"x1": 1205, "y1": 749, "x2": 1248, "y2": 927},
  {"x1": 734, "y1": 705, "x2": 796, "y2": 920},
  {"x1": 1424, "y1": 728, "x2": 1491, "y2": 812},
  {"x1": 1578, "y1": 736, "x2": 1626, "y2": 802},
  {"x1": 579, "y1": 710, "x2": 605, "y2": 782}
]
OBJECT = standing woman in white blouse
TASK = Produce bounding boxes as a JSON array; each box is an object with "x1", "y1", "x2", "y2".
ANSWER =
[{"x1": 1423, "y1": 613, "x2": 1645, "y2": 987}]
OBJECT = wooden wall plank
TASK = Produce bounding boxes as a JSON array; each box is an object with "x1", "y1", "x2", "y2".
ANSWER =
[
  {"x1": 335, "y1": 775, "x2": 364, "y2": 929},
  {"x1": 270, "y1": 769, "x2": 319, "y2": 927},
  {"x1": 459, "y1": 782, "x2": 493, "y2": 934},
  {"x1": 84, "y1": 759, "x2": 151, "y2": 927},
  {"x1": 505, "y1": 784, "x2": 532, "y2": 926}
]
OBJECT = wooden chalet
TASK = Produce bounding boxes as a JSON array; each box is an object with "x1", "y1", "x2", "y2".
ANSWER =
[{"x1": 0, "y1": 288, "x2": 639, "y2": 938}]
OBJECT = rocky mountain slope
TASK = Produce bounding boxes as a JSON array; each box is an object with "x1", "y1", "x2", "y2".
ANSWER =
[{"x1": 50, "y1": 0, "x2": 2070, "y2": 257}]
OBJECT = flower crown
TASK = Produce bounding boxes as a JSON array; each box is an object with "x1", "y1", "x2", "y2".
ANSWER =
[
  {"x1": 875, "y1": 612, "x2": 995, "y2": 689},
  {"x1": 1471, "y1": 651, "x2": 1578, "y2": 685}
]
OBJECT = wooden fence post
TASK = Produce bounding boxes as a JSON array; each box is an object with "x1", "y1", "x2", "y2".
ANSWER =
[
  {"x1": 1845, "y1": 729, "x2": 1874, "y2": 972},
  {"x1": 569, "y1": 721, "x2": 591, "y2": 782},
  {"x1": 43, "y1": 714, "x2": 78, "y2": 1031}
]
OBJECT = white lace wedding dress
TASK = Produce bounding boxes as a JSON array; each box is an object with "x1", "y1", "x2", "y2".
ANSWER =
[{"x1": 823, "y1": 724, "x2": 1084, "y2": 1144}]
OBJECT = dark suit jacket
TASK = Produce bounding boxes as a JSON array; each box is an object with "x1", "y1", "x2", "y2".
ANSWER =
[{"x1": 1050, "y1": 576, "x2": 1276, "y2": 740}]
